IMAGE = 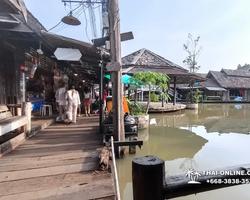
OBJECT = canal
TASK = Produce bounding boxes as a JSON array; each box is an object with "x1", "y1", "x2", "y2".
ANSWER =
[{"x1": 116, "y1": 103, "x2": 250, "y2": 200}]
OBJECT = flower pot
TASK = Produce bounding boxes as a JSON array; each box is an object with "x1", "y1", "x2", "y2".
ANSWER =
[
  {"x1": 185, "y1": 103, "x2": 198, "y2": 109},
  {"x1": 132, "y1": 114, "x2": 149, "y2": 129}
]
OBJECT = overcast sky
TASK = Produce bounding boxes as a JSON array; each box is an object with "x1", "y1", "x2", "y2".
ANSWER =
[{"x1": 25, "y1": 0, "x2": 250, "y2": 73}]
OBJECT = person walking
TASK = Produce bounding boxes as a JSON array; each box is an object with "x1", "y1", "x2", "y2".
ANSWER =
[
  {"x1": 65, "y1": 85, "x2": 81, "y2": 123},
  {"x1": 55, "y1": 83, "x2": 68, "y2": 121},
  {"x1": 77, "y1": 84, "x2": 84, "y2": 117},
  {"x1": 83, "y1": 87, "x2": 91, "y2": 117}
]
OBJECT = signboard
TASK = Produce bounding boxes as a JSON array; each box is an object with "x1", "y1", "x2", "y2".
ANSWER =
[{"x1": 54, "y1": 48, "x2": 82, "y2": 61}]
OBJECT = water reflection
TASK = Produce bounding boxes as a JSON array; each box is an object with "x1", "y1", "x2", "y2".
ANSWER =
[
  {"x1": 147, "y1": 126, "x2": 208, "y2": 161},
  {"x1": 117, "y1": 104, "x2": 250, "y2": 200}
]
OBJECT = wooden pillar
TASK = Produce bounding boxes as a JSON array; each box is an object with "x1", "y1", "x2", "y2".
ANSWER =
[
  {"x1": 244, "y1": 89, "x2": 247, "y2": 101},
  {"x1": 161, "y1": 88, "x2": 164, "y2": 107},
  {"x1": 173, "y1": 77, "x2": 177, "y2": 106},
  {"x1": 109, "y1": 0, "x2": 125, "y2": 157},
  {"x1": 22, "y1": 102, "x2": 31, "y2": 136},
  {"x1": 135, "y1": 89, "x2": 137, "y2": 103},
  {"x1": 132, "y1": 156, "x2": 165, "y2": 200},
  {"x1": 227, "y1": 89, "x2": 230, "y2": 101},
  {"x1": 128, "y1": 85, "x2": 131, "y2": 99}
]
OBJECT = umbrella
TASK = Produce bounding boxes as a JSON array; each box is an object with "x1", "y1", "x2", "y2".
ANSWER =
[{"x1": 105, "y1": 74, "x2": 142, "y2": 85}]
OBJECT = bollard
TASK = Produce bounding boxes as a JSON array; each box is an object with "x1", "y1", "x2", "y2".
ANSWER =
[
  {"x1": 132, "y1": 156, "x2": 165, "y2": 200},
  {"x1": 129, "y1": 136, "x2": 137, "y2": 154}
]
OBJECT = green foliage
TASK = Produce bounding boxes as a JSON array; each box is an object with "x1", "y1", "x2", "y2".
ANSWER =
[
  {"x1": 187, "y1": 89, "x2": 203, "y2": 103},
  {"x1": 126, "y1": 98, "x2": 146, "y2": 115},
  {"x1": 129, "y1": 72, "x2": 170, "y2": 114},
  {"x1": 150, "y1": 93, "x2": 159, "y2": 102}
]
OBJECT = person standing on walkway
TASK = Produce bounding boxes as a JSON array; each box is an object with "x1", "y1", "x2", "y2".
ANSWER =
[
  {"x1": 55, "y1": 82, "x2": 68, "y2": 121},
  {"x1": 83, "y1": 87, "x2": 91, "y2": 117},
  {"x1": 65, "y1": 85, "x2": 81, "y2": 123},
  {"x1": 77, "y1": 84, "x2": 84, "y2": 117}
]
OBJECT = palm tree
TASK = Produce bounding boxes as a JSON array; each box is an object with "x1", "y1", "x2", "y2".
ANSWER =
[
  {"x1": 193, "y1": 171, "x2": 201, "y2": 182},
  {"x1": 186, "y1": 168, "x2": 196, "y2": 181},
  {"x1": 186, "y1": 169, "x2": 201, "y2": 184}
]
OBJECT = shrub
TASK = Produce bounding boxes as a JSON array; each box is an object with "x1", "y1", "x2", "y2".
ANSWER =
[
  {"x1": 126, "y1": 98, "x2": 146, "y2": 115},
  {"x1": 150, "y1": 93, "x2": 159, "y2": 102}
]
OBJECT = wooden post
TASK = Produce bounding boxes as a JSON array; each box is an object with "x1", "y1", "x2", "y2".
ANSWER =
[
  {"x1": 135, "y1": 89, "x2": 137, "y2": 103},
  {"x1": 173, "y1": 77, "x2": 177, "y2": 106},
  {"x1": 132, "y1": 156, "x2": 165, "y2": 200},
  {"x1": 25, "y1": 102, "x2": 32, "y2": 135},
  {"x1": 161, "y1": 88, "x2": 164, "y2": 107},
  {"x1": 129, "y1": 136, "x2": 137, "y2": 154},
  {"x1": 109, "y1": 0, "x2": 125, "y2": 157}
]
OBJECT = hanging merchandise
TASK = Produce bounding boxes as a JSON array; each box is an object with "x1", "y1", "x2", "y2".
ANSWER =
[
  {"x1": 30, "y1": 58, "x2": 38, "y2": 78},
  {"x1": 62, "y1": 73, "x2": 69, "y2": 86},
  {"x1": 53, "y1": 69, "x2": 63, "y2": 92}
]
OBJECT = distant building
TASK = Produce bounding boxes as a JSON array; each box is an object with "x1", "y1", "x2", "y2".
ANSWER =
[{"x1": 176, "y1": 68, "x2": 250, "y2": 102}]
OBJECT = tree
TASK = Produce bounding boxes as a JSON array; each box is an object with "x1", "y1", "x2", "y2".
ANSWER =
[
  {"x1": 183, "y1": 33, "x2": 203, "y2": 73},
  {"x1": 237, "y1": 63, "x2": 250, "y2": 70},
  {"x1": 129, "y1": 72, "x2": 170, "y2": 114},
  {"x1": 187, "y1": 89, "x2": 203, "y2": 104}
]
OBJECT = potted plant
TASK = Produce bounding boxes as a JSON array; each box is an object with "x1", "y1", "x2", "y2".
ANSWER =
[
  {"x1": 127, "y1": 72, "x2": 170, "y2": 129},
  {"x1": 186, "y1": 89, "x2": 203, "y2": 109}
]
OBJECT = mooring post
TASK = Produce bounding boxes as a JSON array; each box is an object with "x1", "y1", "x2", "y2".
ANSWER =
[
  {"x1": 129, "y1": 136, "x2": 137, "y2": 154},
  {"x1": 132, "y1": 156, "x2": 165, "y2": 200}
]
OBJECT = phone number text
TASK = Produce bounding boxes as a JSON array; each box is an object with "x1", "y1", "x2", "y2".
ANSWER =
[{"x1": 207, "y1": 179, "x2": 250, "y2": 184}]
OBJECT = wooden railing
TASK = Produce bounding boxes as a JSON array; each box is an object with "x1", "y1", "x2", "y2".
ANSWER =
[
  {"x1": 110, "y1": 136, "x2": 121, "y2": 200},
  {"x1": 132, "y1": 155, "x2": 250, "y2": 200}
]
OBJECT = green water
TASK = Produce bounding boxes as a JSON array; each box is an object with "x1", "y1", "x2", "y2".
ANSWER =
[{"x1": 116, "y1": 104, "x2": 250, "y2": 200}]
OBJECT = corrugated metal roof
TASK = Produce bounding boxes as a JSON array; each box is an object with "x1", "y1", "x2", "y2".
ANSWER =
[{"x1": 205, "y1": 87, "x2": 227, "y2": 91}]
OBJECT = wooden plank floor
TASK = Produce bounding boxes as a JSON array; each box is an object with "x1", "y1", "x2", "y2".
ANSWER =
[{"x1": 0, "y1": 116, "x2": 115, "y2": 200}]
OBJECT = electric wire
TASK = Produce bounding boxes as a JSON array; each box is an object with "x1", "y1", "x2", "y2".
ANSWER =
[
  {"x1": 53, "y1": 7, "x2": 84, "y2": 33},
  {"x1": 83, "y1": 5, "x2": 91, "y2": 42},
  {"x1": 47, "y1": 3, "x2": 84, "y2": 32},
  {"x1": 49, "y1": 1, "x2": 106, "y2": 41}
]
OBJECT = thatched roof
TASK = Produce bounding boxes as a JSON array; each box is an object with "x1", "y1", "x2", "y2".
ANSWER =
[
  {"x1": 221, "y1": 69, "x2": 250, "y2": 77},
  {"x1": 171, "y1": 73, "x2": 222, "y2": 90},
  {"x1": 122, "y1": 49, "x2": 206, "y2": 84},
  {"x1": 122, "y1": 48, "x2": 186, "y2": 71},
  {"x1": 207, "y1": 69, "x2": 250, "y2": 89}
]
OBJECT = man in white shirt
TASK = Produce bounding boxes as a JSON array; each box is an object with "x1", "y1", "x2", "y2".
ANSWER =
[
  {"x1": 55, "y1": 83, "x2": 68, "y2": 121},
  {"x1": 65, "y1": 85, "x2": 81, "y2": 123}
]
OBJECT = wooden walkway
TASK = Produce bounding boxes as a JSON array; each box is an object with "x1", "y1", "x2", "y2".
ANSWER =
[{"x1": 0, "y1": 116, "x2": 115, "y2": 200}]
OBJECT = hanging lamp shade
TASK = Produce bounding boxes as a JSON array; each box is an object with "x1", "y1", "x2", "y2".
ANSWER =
[{"x1": 61, "y1": 12, "x2": 81, "y2": 26}]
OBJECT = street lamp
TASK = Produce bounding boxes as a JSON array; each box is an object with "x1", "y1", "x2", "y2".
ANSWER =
[{"x1": 61, "y1": 11, "x2": 81, "y2": 26}]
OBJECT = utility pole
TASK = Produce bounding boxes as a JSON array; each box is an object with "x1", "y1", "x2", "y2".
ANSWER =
[{"x1": 108, "y1": 0, "x2": 125, "y2": 157}]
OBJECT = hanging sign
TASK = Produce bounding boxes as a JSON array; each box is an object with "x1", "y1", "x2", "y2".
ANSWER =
[{"x1": 54, "y1": 48, "x2": 82, "y2": 61}]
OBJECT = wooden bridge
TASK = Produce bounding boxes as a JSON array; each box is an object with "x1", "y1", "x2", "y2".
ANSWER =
[{"x1": 0, "y1": 116, "x2": 116, "y2": 200}]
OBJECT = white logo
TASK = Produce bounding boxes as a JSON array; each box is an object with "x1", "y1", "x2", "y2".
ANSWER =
[{"x1": 186, "y1": 169, "x2": 202, "y2": 184}]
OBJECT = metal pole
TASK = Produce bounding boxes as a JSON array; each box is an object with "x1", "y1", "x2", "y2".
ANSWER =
[
  {"x1": 22, "y1": 72, "x2": 26, "y2": 103},
  {"x1": 111, "y1": 136, "x2": 121, "y2": 200},
  {"x1": 99, "y1": 52, "x2": 104, "y2": 133}
]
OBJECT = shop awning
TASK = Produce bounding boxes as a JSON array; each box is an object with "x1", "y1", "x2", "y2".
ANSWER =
[
  {"x1": 178, "y1": 86, "x2": 202, "y2": 90},
  {"x1": 205, "y1": 87, "x2": 227, "y2": 91}
]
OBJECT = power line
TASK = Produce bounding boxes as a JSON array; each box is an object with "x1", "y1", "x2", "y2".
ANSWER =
[{"x1": 47, "y1": 3, "x2": 83, "y2": 32}]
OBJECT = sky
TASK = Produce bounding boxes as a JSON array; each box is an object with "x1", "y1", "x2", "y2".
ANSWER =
[{"x1": 24, "y1": 0, "x2": 250, "y2": 73}]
